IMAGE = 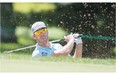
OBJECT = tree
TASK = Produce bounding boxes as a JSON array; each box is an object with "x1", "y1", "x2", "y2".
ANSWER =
[{"x1": 1, "y1": 3, "x2": 17, "y2": 42}]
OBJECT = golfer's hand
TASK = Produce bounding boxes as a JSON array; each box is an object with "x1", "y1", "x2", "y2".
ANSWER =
[{"x1": 64, "y1": 34, "x2": 74, "y2": 42}]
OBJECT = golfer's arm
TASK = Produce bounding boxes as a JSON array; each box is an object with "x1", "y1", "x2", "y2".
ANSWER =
[
  {"x1": 73, "y1": 43, "x2": 83, "y2": 58},
  {"x1": 53, "y1": 39, "x2": 74, "y2": 56}
]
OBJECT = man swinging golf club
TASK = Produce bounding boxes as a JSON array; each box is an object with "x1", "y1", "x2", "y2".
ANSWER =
[{"x1": 31, "y1": 21, "x2": 83, "y2": 58}]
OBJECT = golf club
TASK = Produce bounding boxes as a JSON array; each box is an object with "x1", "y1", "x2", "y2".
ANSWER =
[{"x1": 4, "y1": 33, "x2": 82, "y2": 53}]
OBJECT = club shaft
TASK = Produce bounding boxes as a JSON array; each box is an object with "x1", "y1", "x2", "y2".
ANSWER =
[
  {"x1": 3, "y1": 39, "x2": 62, "y2": 53},
  {"x1": 4, "y1": 34, "x2": 82, "y2": 53}
]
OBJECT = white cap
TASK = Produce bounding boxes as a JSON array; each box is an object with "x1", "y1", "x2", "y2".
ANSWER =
[{"x1": 31, "y1": 22, "x2": 46, "y2": 33}]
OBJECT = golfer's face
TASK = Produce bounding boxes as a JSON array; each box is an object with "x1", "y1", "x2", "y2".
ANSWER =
[{"x1": 34, "y1": 28, "x2": 48, "y2": 43}]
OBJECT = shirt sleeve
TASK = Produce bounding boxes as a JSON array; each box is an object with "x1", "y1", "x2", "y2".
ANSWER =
[
  {"x1": 51, "y1": 43, "x2": 63, "y2": 51},
  {"x1": 74, "y1": 37, "x2": 83, "y2": 45},
  {"x1": 32, "y1": 48, "x2": 41, "y2": 57}
]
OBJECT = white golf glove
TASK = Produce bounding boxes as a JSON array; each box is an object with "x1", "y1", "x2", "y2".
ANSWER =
[{"x1": 73, "y1": 33, "x2": 83, "y2": 44}]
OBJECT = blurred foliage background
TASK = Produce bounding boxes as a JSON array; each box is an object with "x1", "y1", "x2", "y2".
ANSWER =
[{"x1": 0, "y1": 3, "x2": 116, "y2": 58}]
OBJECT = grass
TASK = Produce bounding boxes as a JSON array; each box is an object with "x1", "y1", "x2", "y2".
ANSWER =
[
  {"x1": 0, "y1": 53, "x2": 116, "y2": 72},
  {"x1": 0, "y1": 43, "x2": 23, "y2": 53}
]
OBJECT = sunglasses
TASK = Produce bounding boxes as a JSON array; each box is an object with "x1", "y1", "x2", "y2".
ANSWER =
[{"x1": 34, "y1": 28, "x2": 47, "y2": 36}]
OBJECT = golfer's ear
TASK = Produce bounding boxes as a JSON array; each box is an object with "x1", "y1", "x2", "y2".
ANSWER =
[
  {"x1": 47, "y1": 29, "x2": 49, "y2": 34},
  {"x1": 33, "y1": 34, "x2": 36, "y2": 40}
]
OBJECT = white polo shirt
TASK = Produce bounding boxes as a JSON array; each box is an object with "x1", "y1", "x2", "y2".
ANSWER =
[{"x1": 32, "y1": 37, "x2": 82, "y2": 57}]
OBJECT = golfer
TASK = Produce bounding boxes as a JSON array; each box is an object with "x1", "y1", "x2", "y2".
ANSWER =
[{"x1": 31, "y1": 21, "x2": 83, "y2": 58}]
